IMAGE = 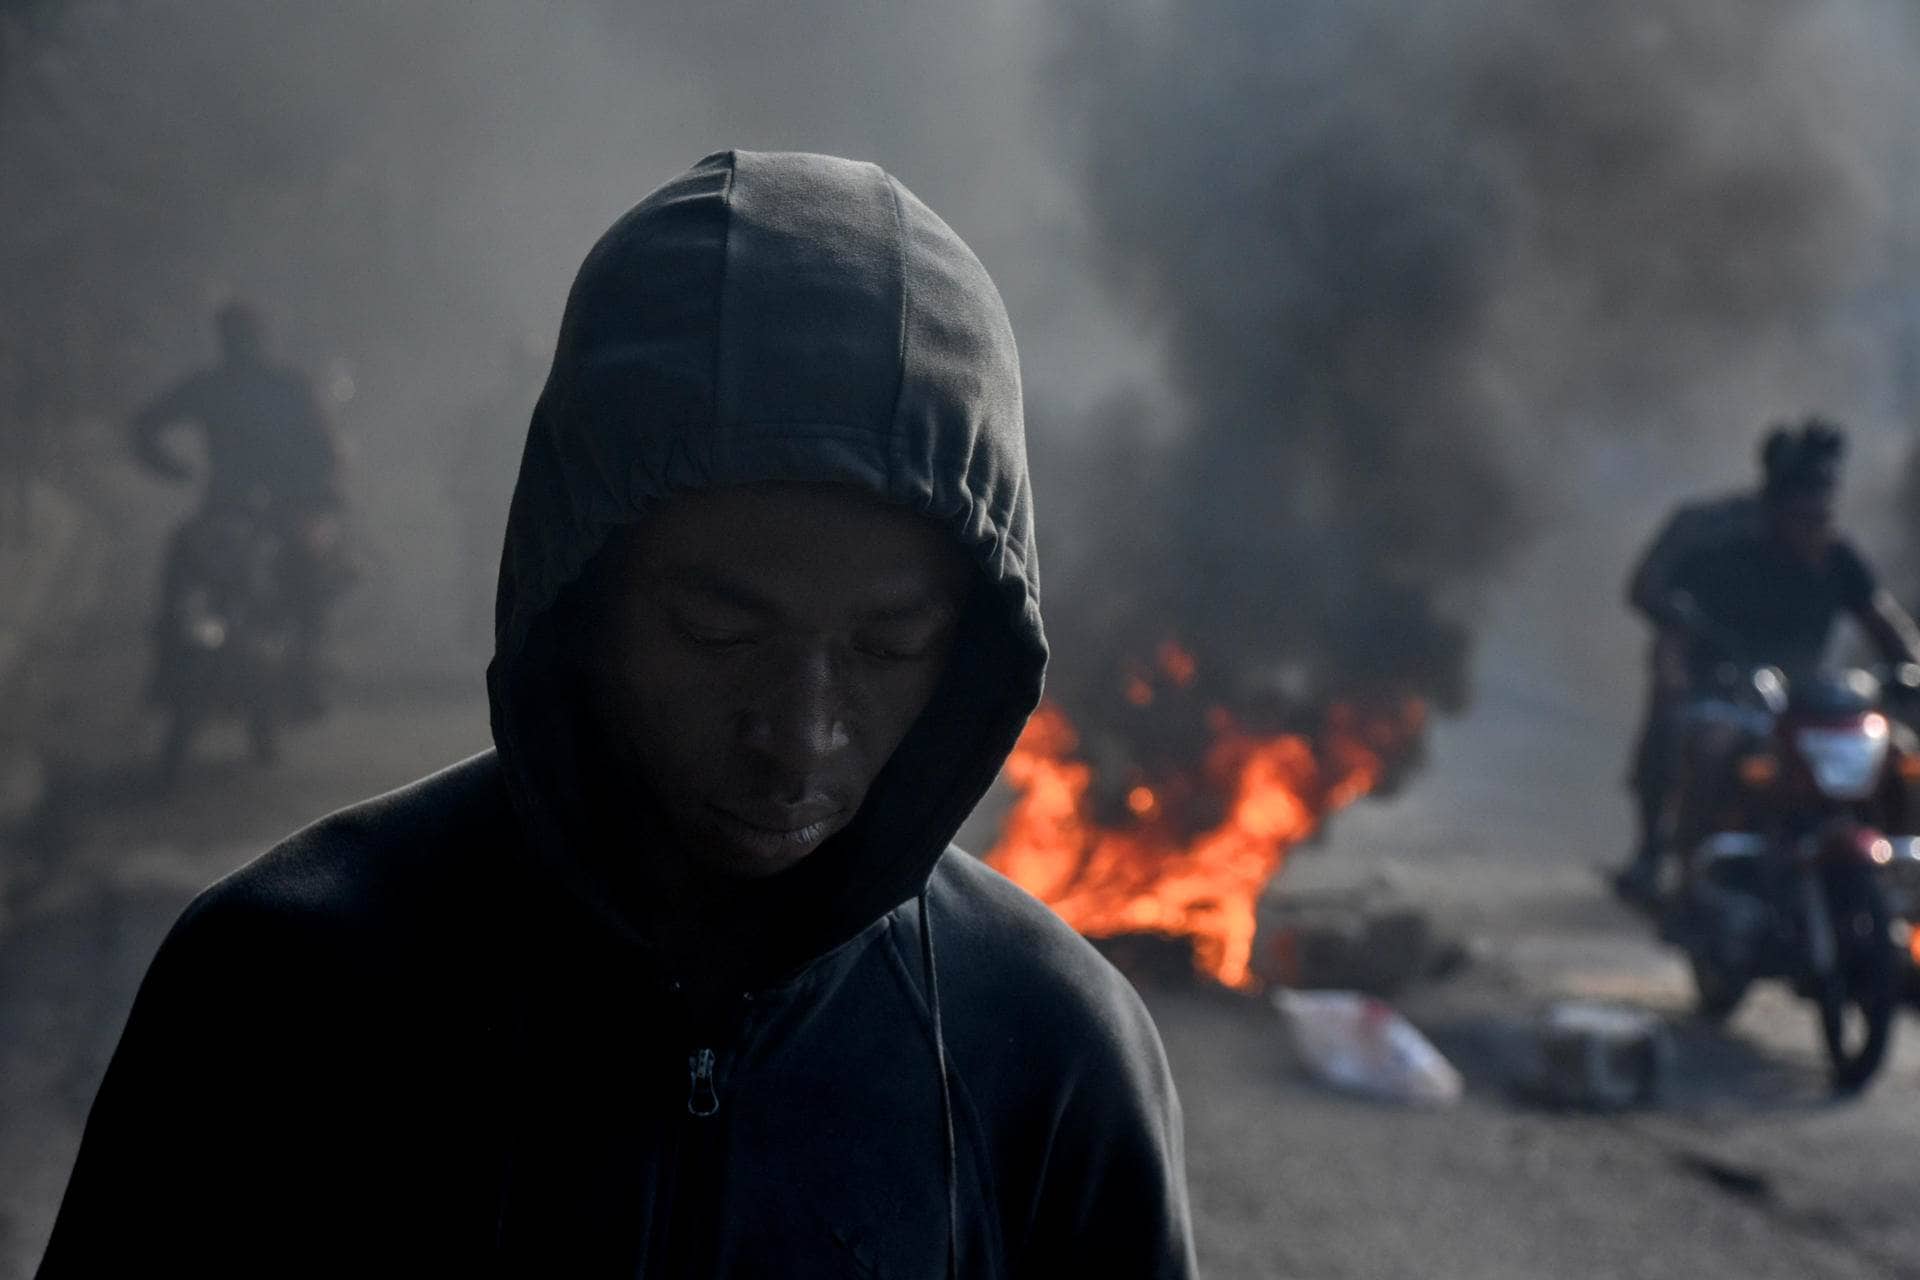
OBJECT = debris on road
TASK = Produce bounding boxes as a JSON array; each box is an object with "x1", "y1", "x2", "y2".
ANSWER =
[
  {"x1": 1525, "y1": 1000, "x2": 1672, "y2": 1111},
  {"x1": 1253, "y1": 876, "x2": 1465, "y2": 995},
  {"x1": 1272, "y1": 988, "x2": 1464, "y2": 1106}
]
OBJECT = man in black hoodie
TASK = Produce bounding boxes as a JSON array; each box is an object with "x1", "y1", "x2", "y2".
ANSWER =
[{"x1": 40, "y1": 151, "x2": 1198, "y2": 1277}]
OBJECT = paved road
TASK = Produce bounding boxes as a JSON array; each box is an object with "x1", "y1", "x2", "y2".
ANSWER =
[
  {"x1": 1152, "y1": 691, "x2": 1920, "y2": 1280},
  {"x1": 6, "y1": 603, "x2": 1920, "y2": 1277}
]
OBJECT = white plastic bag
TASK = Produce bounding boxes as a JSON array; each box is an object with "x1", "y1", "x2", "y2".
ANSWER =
[{"x1": 1271, "y1": 988, "x2": 1464, "y2": 1106}]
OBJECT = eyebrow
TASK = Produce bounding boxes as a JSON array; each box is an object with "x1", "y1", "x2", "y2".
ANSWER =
[{"x1": 654, "y1": 564, "x2": 960, "y2": 624}]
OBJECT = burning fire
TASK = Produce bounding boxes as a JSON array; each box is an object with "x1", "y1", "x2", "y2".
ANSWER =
[{"x1": 985, "y1": 652, "x2": 1425, "y2": 989}]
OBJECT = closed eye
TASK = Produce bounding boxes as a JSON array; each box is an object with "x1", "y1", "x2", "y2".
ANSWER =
[
  {"x1": 854, "y1": 641, "x2": 930, "y2": 661},
  {"x1": 853, "y1": 626, "x2": 950, "y2": 662},
  {"x1": 671, "y1": 618, "x2": 758, "y2": 651}
]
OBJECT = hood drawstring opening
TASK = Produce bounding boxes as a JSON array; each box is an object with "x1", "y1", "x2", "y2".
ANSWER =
[{"x1": 918, "y1": 887, "x2": 959, "y2": 1280}]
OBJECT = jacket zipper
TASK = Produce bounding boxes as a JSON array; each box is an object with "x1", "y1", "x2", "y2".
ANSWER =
[
  {"x1": 687, "y1": 1047, "x2": 720, "y2": 1117},
  {"x1": 654, "y1": 1045, "x2": 727, "y2": 1275}
]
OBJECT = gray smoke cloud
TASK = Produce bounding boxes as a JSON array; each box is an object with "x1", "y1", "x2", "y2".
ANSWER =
[
  {"x1": 1031, "y1": 0, "x2": 1920, "y2": 786},
  {"x1": 2, "y1": 0, "x2": 1918, "y2": 780},
  {"x1": 0, "y1": 0, "x2": 1069, "y2": 671}
]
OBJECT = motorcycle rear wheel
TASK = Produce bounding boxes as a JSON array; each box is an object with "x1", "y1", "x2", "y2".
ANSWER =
[{"x1": 1816, "y1": 866, "x2": 1899, "y2": 1094}]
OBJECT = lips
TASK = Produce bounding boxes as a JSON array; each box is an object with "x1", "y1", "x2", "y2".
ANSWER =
[
  {"x1": 704, "y1": 801, "x2": 845, "y2": 866},
  {"x1": 715, "y1": 799, "x2": 841, "y2": 831}
]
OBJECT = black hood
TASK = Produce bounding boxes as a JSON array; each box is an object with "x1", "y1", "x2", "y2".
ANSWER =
[{"x1": 486, "y1": 150, "x2": 1046, "y2": 988}]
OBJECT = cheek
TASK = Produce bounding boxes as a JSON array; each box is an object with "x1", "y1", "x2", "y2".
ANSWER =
[
  {"x1": 863, "y1": 662, "x2": 952, "y2": 754},
  {"x1": 588, "y1": 641, "x2": 727, "y2": 782}
]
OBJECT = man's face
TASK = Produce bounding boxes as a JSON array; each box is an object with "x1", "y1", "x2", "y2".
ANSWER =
[
  {"x1": 1769, "y1": 488, "x2": 1836, "y2": 566},
  {"x1": 576, "y1": 483, "x2": 972, "y2": 881}
]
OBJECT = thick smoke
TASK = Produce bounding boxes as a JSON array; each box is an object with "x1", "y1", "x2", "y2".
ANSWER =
[
  {"x1": 0, "y1": 0, "x2": 1065, "y2": 674},
  {"x1": 1031, "y1": 0, "x2": 1920, "y2": 790},
  {"x1": 2, "y1": 0, "x2": 1918, "y2": 784}
]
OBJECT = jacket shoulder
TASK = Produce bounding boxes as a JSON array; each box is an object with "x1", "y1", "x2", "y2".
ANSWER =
[
  {"x1": 35, "y1": 756, "x2": 516, "y2": 1276},
  {"x1": 180, "y1": 750, "x2": 510, "y2": 952},
  {"x1": 924, "y1": 850, "x2": 1164, "y2": 1065},
  {"x1": 1665, "y1": 491, "x2": 1760, "y2": 543},
  {"x1": 921, "y1": 852, "x2": 1195, "y2": 1276}
]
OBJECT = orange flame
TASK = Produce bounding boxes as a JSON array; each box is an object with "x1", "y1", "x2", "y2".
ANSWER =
[
  {"x1": 986, "y1": 697, "x2": 1426, "y2": 989},
  {"x1": 1157, "y1": 640, "x2": 1199, "y2": 688}
]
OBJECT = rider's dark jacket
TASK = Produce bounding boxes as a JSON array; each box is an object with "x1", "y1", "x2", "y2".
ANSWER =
[
  {"x1": 1625, "y1": 492, "x2": 1764, "y2": 792},
  {"x1": 1626, "y1": 491, "x2": 1762, "y2": 634},
  {"x1": 40, "y1": 150, "x2": 1198, "y2": 1279},
  {"x1": 131, "y1": 352, "x2": 338, "y2": 513},
  {"x1": 1667, "y1": 529, "x2": 1879, "y2": 679}
]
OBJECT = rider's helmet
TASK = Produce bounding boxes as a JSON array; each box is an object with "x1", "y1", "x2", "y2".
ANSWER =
[
  {"x1": 1760, "y1": 418, "x2": 1846, "y2": 565},
  {"x1": 1760, "y1": 417, "x2": 1845, "y2": 502},
  {"x1": 215, "y1": 300, "x2": 266, "y2": 364}
]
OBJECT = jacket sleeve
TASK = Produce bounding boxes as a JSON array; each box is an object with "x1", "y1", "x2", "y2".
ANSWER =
[
  {"x1": 1022, "y1": 980, "x2": 1199, "y2": 1279},
  {"x1": 1626, "y1": 508, "x2": 1693, "y2": 625},
  {"x1": 128, "y1": 374, "x2": 207, "y2": 482}
]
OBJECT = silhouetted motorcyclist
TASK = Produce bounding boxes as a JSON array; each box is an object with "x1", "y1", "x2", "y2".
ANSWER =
[
  {"x1": 1616, "y1": 420, "x2": 1920, "y2": 900},
  {"x1": 131, "y1": 302, "x2": 343, "y2": 714}
]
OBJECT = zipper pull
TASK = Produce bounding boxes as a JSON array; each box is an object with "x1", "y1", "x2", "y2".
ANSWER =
[{"x1": 687, "y1": 1047, "x2": 720, "y2": 1117}]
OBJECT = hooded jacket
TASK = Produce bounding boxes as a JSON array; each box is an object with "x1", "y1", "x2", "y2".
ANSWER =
[{"x1": 39, "y1": 151, "x2": 1197, "y2": 1278}]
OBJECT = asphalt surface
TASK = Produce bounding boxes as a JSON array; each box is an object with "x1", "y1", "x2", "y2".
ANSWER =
[
  {"x1": 6, "y1": 547, "x2": 1920, "y2": 1277},
  {"x1": 1151, "y1": 700, "x2": 1920, "y2": 1280}
]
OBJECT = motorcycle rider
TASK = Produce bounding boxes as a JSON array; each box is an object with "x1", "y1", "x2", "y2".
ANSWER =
[
  {"x1": 131, "y1": 302, "x2": 342, "y2": 717},
  {"x1": 1616, "y1": 419, "x2": 1920, "y2": 901}
]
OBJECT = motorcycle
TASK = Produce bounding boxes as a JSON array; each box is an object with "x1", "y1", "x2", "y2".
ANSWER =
[
  {"x1": 151, "y1": 498, "x2": 301, "y2": 783},
  {"x1": 1658, "y1": 662, "x2": 1920, "y2": 1092}
]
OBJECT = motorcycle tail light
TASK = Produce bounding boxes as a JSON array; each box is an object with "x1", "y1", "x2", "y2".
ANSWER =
[{"x1": 1735, "y1": 753, "x2": 1780, "y2": 788}]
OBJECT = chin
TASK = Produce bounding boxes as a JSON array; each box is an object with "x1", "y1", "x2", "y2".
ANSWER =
[{"x1": 712, "y1": 847, "x2": 819, "y2": 881}]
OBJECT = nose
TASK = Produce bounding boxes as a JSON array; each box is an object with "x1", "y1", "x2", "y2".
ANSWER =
[{"x1": 738, "y1": 647, "x2": 851, "y2": 775}]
